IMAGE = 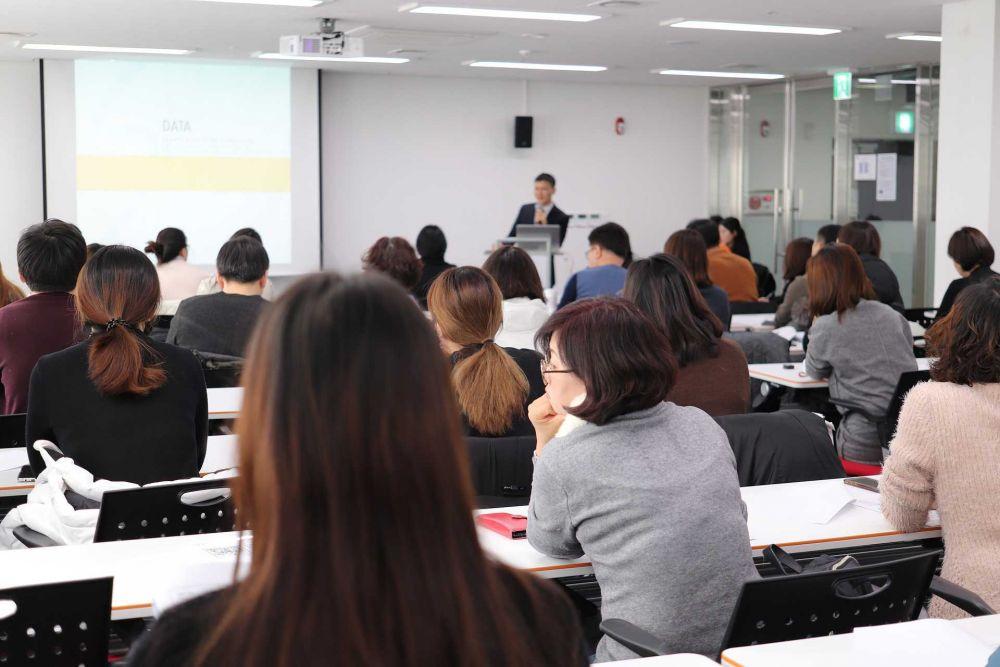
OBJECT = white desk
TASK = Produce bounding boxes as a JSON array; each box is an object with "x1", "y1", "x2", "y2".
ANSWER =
[
  {"x1": 730, "y1": 314, "x2": 776, "y2": 333},
  {"x1": 720, "y1": 614, "x2": 1000, "y2": 666},
  {"x1": 208, "y1": 387, "x2": 242, "y2": 420},
  {"x1": 748, "y1": 358, "x2": 932, "y2": 389},
  {"x1": 607, "y1": 655, "x2": 718, "y2": 666},
  {"x1": 476, "y1": 478, "x2": 941, "y2": 580}
]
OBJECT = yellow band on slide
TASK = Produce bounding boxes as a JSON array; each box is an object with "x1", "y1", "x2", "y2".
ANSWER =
[{"x1": 77, "y1": 155, "x2": 291, "y2": 192}]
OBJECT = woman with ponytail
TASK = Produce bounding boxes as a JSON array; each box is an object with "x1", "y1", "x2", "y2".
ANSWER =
[
  {"x1": 428, "y1": 267, "x2": 545, "y2": 437},
  {"x1": 144, "y1": 227, "x2": 209, "y2": 301},
  {"x1": 25, "y1": 245, "x2": 207, "y2": 484}
]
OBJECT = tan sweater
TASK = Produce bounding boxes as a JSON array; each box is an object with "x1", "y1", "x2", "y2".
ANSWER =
[{"x1": 881, "y1": 381, "x2": 1000, "y2": 618}]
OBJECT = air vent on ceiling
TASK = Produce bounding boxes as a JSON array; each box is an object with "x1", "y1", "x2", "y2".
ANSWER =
[
  {"x1": 588, "y1": 0, "x2": 642, "y2": 7},
  {"x1": 388, "y1": 48, "x2": 428, "y2": 56},
  {"x1": 0, "y1": 31, "x2": 35, "y2": 38},
  {"x1": 720, "y1": 63, "x2": 761, "y2": 70},
  {"x1": 345, "y1": 26, "x2": 493, "y2": 50}
]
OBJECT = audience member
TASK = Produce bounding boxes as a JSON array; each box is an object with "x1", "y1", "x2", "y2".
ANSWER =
[
  {"x1": 196, "y1": 228, "x2": 276, "y2": 300},
  {"x1": 527, "y1": 297, "x2": 756, "y2": 661},
  {"x1": 774, "y1": 237, "x2": 813, "y2": 330},
  {"x1": 0, "y1": 262, "x2": 23, "y2": 309},
  {"x1": 665, "y1": 229, "x2": 731, "y2": 330},
  {"x1": 428, "y1": 267, "x2": 544, "y2": 437},
  {"x1": 362, "y1": 236, "x2": 422, "y2": 293},
  {"x1": 812, "y1": 223, "x2": 842, "y2": 256},
  {"x1": 719, "y1": 217, "x2": 751, "y2": 261},
  {"x1": 145, "y1": 227, "x2": 209, "y2": 302},
  {"x1": 558, "y1": 222, "x2": 631, "y2": 309},
  {"x1": 482, "y1": 245, "x2": 549, "y2": 349},
  {"x1": 413, "y1": 225, "x2": 455, "y2": 308},
  {"x1": 129, "y1": 272, "x2": 587, "y2": 666},
  {"x1": 688, "y1": 219, "x2": 758, "y2": 302},
  {"x1": 882, "y1": 278, "x2": 1000, "y2": 618},
  {"x1": 624, "y1": 254, "x2": 749, "y2": 416},
  {"x1": 804, "y1": 245, "x2": 917, "y2": 465},
  {"x1": 26, "y1": 246, "x2": 207, "y2": 484},
  {"x1": 168, "y1": 236, "x2": 270, "y2": 358},
  {"x1": 0, "y1": 220, "x2": 86, "y2": 415},
  {"x1": 86, "y1": 243, "x2": 104, "y2": 259},
  {"x1": 936, "y1": 226, "x2": 997, "y2": 320},
  {"x1": 837, "y1": 221, "x2": 904, "y2": 313}
]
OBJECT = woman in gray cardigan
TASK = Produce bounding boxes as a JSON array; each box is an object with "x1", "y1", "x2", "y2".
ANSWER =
[
  {"x1": 804, "y1": 245, "x2": 917, "y2": 465},
  {"x1": 526, "y1": 297, "x2": 757, "y2": 662}
]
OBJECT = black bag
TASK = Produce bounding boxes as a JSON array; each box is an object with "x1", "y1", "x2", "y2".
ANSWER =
[{"x1": 762, "y1": 544, "x2": 875, "y2": 597}]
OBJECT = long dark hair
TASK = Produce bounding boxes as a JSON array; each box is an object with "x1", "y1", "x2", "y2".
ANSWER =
[
  {"x1": 807, "y1": 245, "x2": 876, "y2": 320},
  {"x1": 428, "y1": 267, "x2": 529, "y2": 435},
  {"x1": 482, "y1": 245, "x2": 546, "y2": 301},
  {"x1": 193, "y1": 272, "x2": 581, "y2": 666},
  {"x1": 665, "y1": 229, "x2": 712, "y2": 288},
  {"x1": 720, "y1": 217, "x2": 751, "y2": 261},
  {"x1": 144, "y1": 227, "x2": 187, "y2": 265},
  {"x1": 76, "y1": 246, "x2": 165, "y2": 395},
  {"x1": 624, "y1": 253, "x2": 722, "y2": 366},
  {"x1": 783, "y1": 237, "x2": 813, "y2": 283}
]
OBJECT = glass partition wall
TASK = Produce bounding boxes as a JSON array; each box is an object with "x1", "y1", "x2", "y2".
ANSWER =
[{"x1": 709, "y1": 65, "x2": 939, "y2": 307}]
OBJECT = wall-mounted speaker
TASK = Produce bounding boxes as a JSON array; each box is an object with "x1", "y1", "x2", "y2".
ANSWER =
[{"x1": 515, "y1": 116, "x2": 533, "y2": 148}]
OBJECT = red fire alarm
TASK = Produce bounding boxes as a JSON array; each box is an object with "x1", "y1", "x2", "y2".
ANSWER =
[
  {"x1": 760, "y1": 119, "x2": 771, "y2": 138},
  {"x1": 614, "y1": 116, "x2": 625, "y2": 136}
]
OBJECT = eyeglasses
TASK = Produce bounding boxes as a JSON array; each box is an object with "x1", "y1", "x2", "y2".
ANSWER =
[{"x1": 540, "y1": 360, "x2": 575, "y2": 385}]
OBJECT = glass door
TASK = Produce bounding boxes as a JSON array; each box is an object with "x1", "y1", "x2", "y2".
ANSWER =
[
  {"x1": 791, "y1": 83, "x2": 836, "y2": 249},
  {"x1": 742, "y1": 83, "x2": 786, "y2": 276}
]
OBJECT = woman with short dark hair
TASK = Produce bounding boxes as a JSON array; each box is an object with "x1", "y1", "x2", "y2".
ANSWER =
[
  {"x1": 837, "y1": 220, "x2": 904, "y2": 312},
  {"x1": 362, "y1": 236, "x2": 422, "y2": 292},
  {"x1": 624, "y1": 254, "x2": 749, "y2": 416},
  {"x1": 482, "y1": 245, "x2": 548, "y2": 349},
  {"x1": 773, "y1": 237, "x2": 813, "y2": 329},
  {"x1": 413, "y1": 225, "x2": 455, "y2": 308},
  {"x1": 129, "y1": 272, "x2": 587, "y2": 666},
  {"x1": 664, "y1": 229, "x2": 731, "y2": 330},
  {"x1": 804, "y1": 245, "x2": 917, "y2": 465},
  {"x1": 527, "y1": 297, "x2": 756, "y2": 661},
  {"x1": 882, "y1": 278, "x2": 1000, "y2": 618},
  {"x1": 935, "y1": 226, "x2": 997, "y2": 320}
]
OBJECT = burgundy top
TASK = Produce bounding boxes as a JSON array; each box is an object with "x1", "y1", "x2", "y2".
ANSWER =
[
  {"x1": 666, "y1": 337, "x2": 750, "y2": 417},
  {"x1": 0, "y1": 292, "x2": 84, "y2": 414}
]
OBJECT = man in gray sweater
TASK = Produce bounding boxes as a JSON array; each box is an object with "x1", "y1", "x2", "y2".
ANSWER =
[{"x1": 167, "y1": 236, "x2": 270, "y2": 358}]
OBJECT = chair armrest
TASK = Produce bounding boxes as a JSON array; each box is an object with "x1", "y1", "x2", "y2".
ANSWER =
[
  {"x1": 930, "y1": 576, "x2": 996, "y2": 617},
  {"x1": 12, "y1": 525, "x2": 60, "y2": 549},
  {"x1": 599, "y1": 619, "x2": 670, "y2": 658}
]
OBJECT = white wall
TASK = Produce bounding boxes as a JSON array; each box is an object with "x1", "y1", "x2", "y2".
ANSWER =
[
  {"x1": 0, "y1": 61, "x2": 44, "y2": 290},
  {"x1": 321, "y1": 73, "x2": 709, "y2": 271}
]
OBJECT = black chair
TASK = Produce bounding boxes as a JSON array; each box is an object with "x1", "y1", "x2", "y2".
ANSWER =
[
  {"x1": 753, "y1": 263, "x2": 777, "y2": 299},
  {"x1": 0, "y1": 577, "x2": 112, "y2": 666},
  {"x1": 148, "y1": 315, "x2": 173, "y2": 343},
  {"x1": 730, "y1": 301, "x2": 778, "y2": 315},
  {"x1": 0, "y1": 414, "x2": 26, "y2": 449},
  {"x1": 600, "y1": 551, "x2": 995, "y2": 657},
  {"x1": 716, "y1": 410, "x2": 845, "y2": 486},
  {"x1": 191, "y1": 350, "x2": 244, "y2": 389},
  {"x1": 94, "y1": 478, "x2": 236, "y2": 542},
  {"x1": 904, "y1": 307, "x2": 938, "y2": 329},
  {"x1": 466, "y1": 436, "x2": 535, "y2": 509},
  {"x1": 885, "y1": 370, "x2": 931, "y2": 441}
]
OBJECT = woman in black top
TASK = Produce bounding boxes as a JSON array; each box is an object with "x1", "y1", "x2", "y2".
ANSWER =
[
  {"x1": 412, "y1": 224, "x2": 455, "y2": 308},
  {"x1": 127, "y1": 273, "x2": 586, "y2": 667},
  {"x1": 937, "y1": 227, "x2": 998, "y2": 320},
  {"x1": 25, "y1": 245, "x2": 207, "y2": 484},
  {"x1": 428, "y1": 267, "x2": 545, "y2": 437},
  {"x1": 838, "y1": 221, "x2": 905, "y2": 313}
]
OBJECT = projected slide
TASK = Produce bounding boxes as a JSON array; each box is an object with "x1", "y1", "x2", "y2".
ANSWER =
[{"x1": 75, "y1": 60, "x2": 292, "y2": 264}]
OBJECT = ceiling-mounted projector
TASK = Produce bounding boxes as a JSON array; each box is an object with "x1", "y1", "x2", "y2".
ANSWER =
[{"x1": 279, "y1": 18, "x2": 363, "y2": 57}]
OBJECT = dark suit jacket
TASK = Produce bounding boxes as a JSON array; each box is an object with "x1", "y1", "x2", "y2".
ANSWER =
[
  {"x1": 860, "y1": 254, "x2": 905, "y2": 314},
  {"x1": 508, "y1": 204, "x2": 570, "y2": 245}
]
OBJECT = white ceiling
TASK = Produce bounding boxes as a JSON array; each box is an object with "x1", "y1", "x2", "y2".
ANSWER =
[{"x1": 0, "y1": 0, "x2": 948, "y2": 85}]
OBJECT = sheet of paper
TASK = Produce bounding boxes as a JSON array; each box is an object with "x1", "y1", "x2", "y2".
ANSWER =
[
  {"x1": 853, "y1": 619, "x2": 996, "y2": 666},
  {"x1": 0, "y1": 449, "x2": 28, "y2": 472},
  {"x1": 876, "y1": 152, "x2": 898, "y2": 201},
  {"x1": 854, "y1": 154, "x2": 877, "y2": 181},
  {"x1": 803, "y1": 483, "x2": 855, "y2": 524},
  {"x1": 771, "y1": 325, "x2": 798, "y2": 342},
  {"x1": 200, "y1": 437, "x2": 238, "y2": 473}
]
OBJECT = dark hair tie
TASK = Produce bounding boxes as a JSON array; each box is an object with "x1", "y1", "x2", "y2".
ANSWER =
[
  {"x1": 105, "y1": 318, "x2": 136, "y2": 333},
  {"x1": 458, "y1": 339, "x2": 496, "y2": 356}
]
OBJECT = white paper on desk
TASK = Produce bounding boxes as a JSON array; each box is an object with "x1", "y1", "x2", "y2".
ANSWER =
[
  {"x1": 200, "y1": 442, "x2": 238, "y2": 474},
  {"x1": 852, "y1": 619, "x2": 996, "y2": 665},
  {"x1": 771, "y1": 325, "x2": 798, "y2": 342},
  {"x1": 804, "y1": 484, "x2": 854, "y2": 524},
  {"x1": 0, "y1": 449, "x2": 28, "y2": 472},
  {"x1": 151, "y1": 539, "x2": 252, "y2": 617}
]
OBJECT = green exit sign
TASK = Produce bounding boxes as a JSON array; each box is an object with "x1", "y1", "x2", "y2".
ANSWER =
[
  {"x1": 895, "y1": 110, "x2": 915, "y2": 134},
  {"x1": 833, "y1": 72, "x2": 852, "y2": 101}
]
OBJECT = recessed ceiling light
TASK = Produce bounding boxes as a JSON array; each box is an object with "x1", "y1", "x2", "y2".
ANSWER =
[
  {"x1": 190, "y1": 0, "x2": 323, "y2": 6},
  {"x1": 22, "y1": 43, "x2": 193, "y2": 55},
  {"x1": 468, "y1": 61, "x2": 606, "y2": 72},
  {"x1": 856, "y1": 77, "x2": 917, "y2": 85},
  {"x1": 887, "y1": 32, "x2": 942, "y2": 42},
  {"x1": 256, "y1": 53, "x2": 410, "y2": 63},
  {"x1": 401, "y1": 4, "x2": 602, "y2": 22},
  {"x1": 655, "y1": 69, "x2": 784, "y2": 80},
  {"x1": 661, "y1": 19, "x2": 841, "y2": 36}
]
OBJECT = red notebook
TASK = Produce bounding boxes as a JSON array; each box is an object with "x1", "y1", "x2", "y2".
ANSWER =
[{"x1": 476, "y1": 512, "x2": 527, "y2": 539}]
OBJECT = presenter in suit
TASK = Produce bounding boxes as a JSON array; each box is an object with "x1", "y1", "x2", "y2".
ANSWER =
[{"x1": 508, "y1": 173, "x2": 570, "y2": 244}]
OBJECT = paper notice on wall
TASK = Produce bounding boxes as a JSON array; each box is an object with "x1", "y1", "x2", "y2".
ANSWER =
[
  {"x1": 876, "y1": 153, "x2": 898, "y2": 201},
  {"x1": 854, "y1": 154, "x2": 877, "y2": 181}
]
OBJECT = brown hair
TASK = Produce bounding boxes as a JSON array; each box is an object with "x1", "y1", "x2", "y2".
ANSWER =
[
  {"x1": 362, "y1": 236, "x2": 422, "y2": 290},
  {"x1": 783, "y1": 237, "x2": 813, "y2": 282},
  {"x1": 535, "y1": 297, "x2": 677, "y2": 425},
  {"x1": 482, "y1": 245, "x2": 545, "y2": 301},
  {"x1": 947, "y1": 227, "x2": 995, "y2": 272},
  {"x1": 838, "y1": 220, "x2": 882, "y2": 258},
  {"x1": 75, "y1": 245, "x2": 165, "y2": 396},
  {"x1": 807, "y1": 244, "x2": 876, "y2": 320},
  {"x1": 665, "y1": 229, "x2": 712, "y2": 288},
  {"x1": 428, "y1": 267, "x2": 530, "y2": 435},
  {"x1": 926, "y1": 278, "x2": 1000, "y2": 385},
  {"x1": 0, "y1": 262, "x2": 24, "y2": 308},
  {"x1": 192, "y1": 272, "x2": 583, "y2": 666}
]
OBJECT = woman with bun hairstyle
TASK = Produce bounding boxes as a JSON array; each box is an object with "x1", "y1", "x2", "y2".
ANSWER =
[{"x1": 145, "y1": 227, "x2": 209, "y2": 302}]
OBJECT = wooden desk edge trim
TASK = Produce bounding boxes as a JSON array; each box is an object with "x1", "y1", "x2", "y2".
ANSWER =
[
  {"x1": 527, "y1": 561, "x2": 592, "y2": 573},
  {"x1": 749, "y1": 526, "x2": 941, "y2": 551},
  {"x1": 720, "y1": 654, "x2": 744, "y2": 667},
  {"x1": 747, "y1": 369, "x2": 825, "y2": 387},
  {"x1": 113, "y1": 603, "x2": 152, "y2": 612}
]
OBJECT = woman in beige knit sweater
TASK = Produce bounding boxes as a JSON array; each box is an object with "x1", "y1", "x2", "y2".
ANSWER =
[{"x1": 882, "y1": 278, "x2": 1000, "y2": 618}]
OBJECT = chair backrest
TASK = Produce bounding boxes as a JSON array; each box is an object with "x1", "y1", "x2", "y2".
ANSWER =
[
  {"x1": 730, "y1": 300, "x2": 778, "y2": 315},
  {"x1": 715, "y1": 410, "x2": 845, "y2": 486},
  {"x1": 94, "y1": 478, "x2": 237, "y2": 542},
  {"x1": 753, "y1": 263, "x2": 777, "y2": 299},
  {"x1": 721, "y1": 551, "x2": 940, "y2": 650},
  {"x1": 466, "y1": 436, "x2": 535, "y2": 509},
  {"x1": 0, "y1": 577, "x2": 112, "y2": 666},
  {"x1": 191, "y1": 350, "x2": 245, "y2": 389},
  {"x1": 0, "y1": 413, "x2": 26, "y2": 449},
  {"x1": 148, "y1": 315, "x2": 173, "y2": 343},
  {"x1": 724, "y1": 332, "x2": 791, "y2": 411},
  {"x1": 886, "y1": 370, "x2": 931, "y2": 440}
]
